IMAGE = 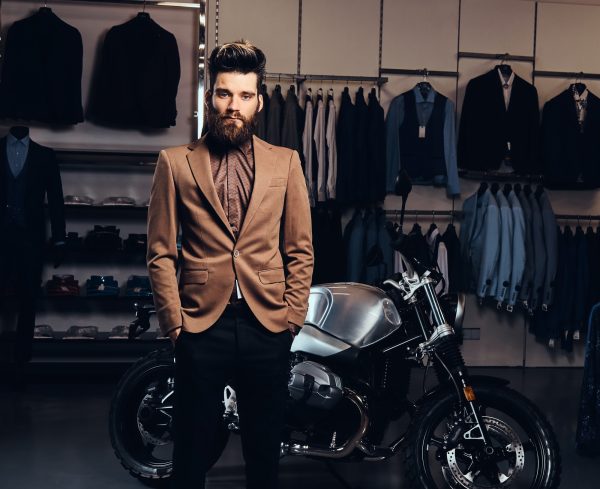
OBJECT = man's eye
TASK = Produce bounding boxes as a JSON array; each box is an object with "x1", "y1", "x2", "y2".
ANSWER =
[
  {"x1": 242, "y1": 95, "x2": 251, "y2": 101},
  {"x1": 217, "y1": 92, "x2": 229, "y2": 98}
]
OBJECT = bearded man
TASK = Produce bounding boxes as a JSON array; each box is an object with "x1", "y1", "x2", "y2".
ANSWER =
[{"x1": 146, "y1": 40, "x2": 314, "y2": 489}]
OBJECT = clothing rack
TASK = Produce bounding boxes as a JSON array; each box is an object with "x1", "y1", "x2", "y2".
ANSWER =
[
  {"x1": 458, "y1": 170, "x2": 544, "y2": 183},
  {"x1": 42, "y1": 0, "x2": 202, "y2": 8},
  {"x1": 380, "y1": 68, "x2": 459, "y2": 78},
  {"x1": 556, "y1": 214, "x2": 600, "y2": 221},
  {"x1": 265, "y1": 72, "x2": 388, "y2": 86},
  {"x1": 458, "y1": 52, "x2": 535, "y2": 63},
  {"x1": 533, "y1": 70, "x2": 600, "y2": 81},
  {"x1": 384, "y1": 209, "x2": 463, "y2": 219}
]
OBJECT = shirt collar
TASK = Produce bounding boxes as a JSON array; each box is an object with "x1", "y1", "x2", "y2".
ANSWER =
[
  {"x1": 413, "y1": 85, "x2": 436, "y2": 104},
  {"x1": 7, "y1": 132, "x2": 30, "y2": 147},
  {"x1": 497, "y1": 69, "x2": 515, "y2": 89},
  {"x1": 574, "y1": 88, "x2": 589, "y2": 102}
]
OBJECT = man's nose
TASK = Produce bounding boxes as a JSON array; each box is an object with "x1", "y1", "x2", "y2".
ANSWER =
[{"x1": 228, "y1": 95, "x2": 241, "y2": 111}]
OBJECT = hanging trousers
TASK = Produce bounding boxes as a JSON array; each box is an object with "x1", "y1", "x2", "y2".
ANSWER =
[
  {"x1": 171, "y1": 301, "x2": 293, "y2": 489},
  {"x1": 0, "y1": 224, "x2": 43, "y2": 365}
]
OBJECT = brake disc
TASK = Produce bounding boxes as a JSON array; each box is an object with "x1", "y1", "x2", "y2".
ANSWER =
[
  {"x1": 442, "y1": 416, "x2": 525, "y2": 489},
  {"x1": 136, "y1": 382, "x2": 174, "y2": 446}
]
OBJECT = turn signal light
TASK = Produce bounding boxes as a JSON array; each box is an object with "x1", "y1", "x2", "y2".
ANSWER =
[{"x1": 463, "y1": 386, "x2": 476, "y2": 401}]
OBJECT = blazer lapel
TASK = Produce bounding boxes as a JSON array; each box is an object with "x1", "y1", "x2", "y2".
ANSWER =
[
  {"x1": 186, "y1": 138, "x2": 235, "y2": 240},
  {"x1": 238, "y1": 136, "x2": 276, "y2": 240}
]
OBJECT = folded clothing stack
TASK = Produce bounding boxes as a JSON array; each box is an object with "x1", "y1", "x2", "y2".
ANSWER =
[
  {"x1": 125, "y1": 275, "x2": 152, "y2": 297},
  {"x1": 64, "y1": 195, "x2": 94, "y2": 206},
  {"x1": 109, "y1": 325, "x2": 129, "y2": 339},
  {"x1": 46, "y1": 275, "x2": 80, "y2": 296},
  {"x1": 124, "y1": 233, "x2": 147, "y2": 253},
  {"x1": 100, "y1": 196, "x2": 136, "y2": 206},
  {"x1": 86, "y1": 275, "x2": 120, "y2": 296},
  {"x1": 65, "y1": 231, "x2": 84, "y2": 251},
  {"x1": 85, "y1": 225, "x2": 123, "y2": 252},
  {"x1": 34, "y1": 325, "x2": 55, "y2": 339},
  {"x1": 63, "y1": 325, "x2": 99, "y2": 340}
]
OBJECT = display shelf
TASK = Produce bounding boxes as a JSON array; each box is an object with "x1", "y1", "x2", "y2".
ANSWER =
[
  {"x1": 61, "y1": 204, "x2": 149, "y2": 217},
  {"x1": 56, "y1": 148, "x2": 157, "y2": 170},
  {"x1": 34, "y1": 294, "x2": 153, "y2": 312},
  {"x1": 43, "y1": 247, "x2": 147, "y2": 263}
]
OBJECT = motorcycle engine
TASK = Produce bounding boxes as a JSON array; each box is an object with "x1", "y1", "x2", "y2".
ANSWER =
[{"x1": 288, "y1": 360, "x2": 344, "y2": 410}]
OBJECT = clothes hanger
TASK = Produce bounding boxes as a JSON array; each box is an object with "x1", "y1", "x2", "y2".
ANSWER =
[
  {"x1": 490, "y1": 182, "x2": 500, "y2": 195},
  {"x1": 9, "y1": 126, "x2": 29, "y2": 140},
  {"x1": 138, "y1": 0, "x2": 150, "y2": 18},
  {"x1": 571, "y1": 72, "x2": 587, "y2": 96},
  {"x1": 534, "y1": 184, "x2": 544, "y2": 199},
  {"x1": 523, "y1": 183, "x2": 532, "y2": 196},
  {"x1": 416, "y1": 68, "x2": 432, "y2": 98},
  {"x1": 503, "y1": 183, "x2": 512, "y2": 196},
  {"x1": 427, "y1": 210, "x2": 437, "y2": 237},
  {"x1": 477, "y1": 182, "x2": 488, "y2": 197},
  {"x1": 495, "y1": 54, "x2": 513, "y2": 79},
  {"x1": 39, "y1": 0, "x2": 52, "y2": 13},
  {"x1": 514, "y1": 183, "x2": 522, "y2": 195}
]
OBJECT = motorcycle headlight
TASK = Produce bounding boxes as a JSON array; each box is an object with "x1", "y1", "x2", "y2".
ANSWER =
[{"x1": 439, "y1": 293, "x2": 466, "y2": 330}]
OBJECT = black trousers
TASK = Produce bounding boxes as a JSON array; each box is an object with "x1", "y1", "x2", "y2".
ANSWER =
[
  {"x1": 171, "y1": 302, "x2": 293, "y2": 489},
  {"x1": 0, "y1": 225, "x2": 43, "y2": 365}
]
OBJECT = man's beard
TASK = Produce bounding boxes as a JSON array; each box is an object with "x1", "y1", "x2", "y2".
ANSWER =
[{"x1": 206, "y1": 105, "x2": 258, "y2": 147}]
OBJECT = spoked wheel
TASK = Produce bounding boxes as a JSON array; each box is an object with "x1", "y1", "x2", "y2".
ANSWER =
[
  {"x1": 109, "y1": 348, "x2": 229, "y2": 486},
  {"x1": 404, "y1": 385, "x2": 561, "y2": 489}
]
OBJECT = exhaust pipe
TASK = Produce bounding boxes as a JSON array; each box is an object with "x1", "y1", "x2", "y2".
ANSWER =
[{"x1": 282, "y1": 389, "x2": 369, "y2": 459}]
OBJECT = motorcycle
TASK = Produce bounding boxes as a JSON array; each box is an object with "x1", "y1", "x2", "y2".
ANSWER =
[{"x1": 109, "y1": 252, "x2": 561, "y2": 488}]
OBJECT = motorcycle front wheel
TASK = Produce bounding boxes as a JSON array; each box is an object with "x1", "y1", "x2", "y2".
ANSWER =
[
  {"x1": 109, "y1": 348, "x2": 230, "y2": 486},
  {"x1": 404, "y1": 384, "x2": 561, "y2": 489}
]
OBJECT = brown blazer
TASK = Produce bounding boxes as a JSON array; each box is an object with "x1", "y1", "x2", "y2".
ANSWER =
[{"x1": 147, "y1": 135, "x2": 314, "y2": 335}]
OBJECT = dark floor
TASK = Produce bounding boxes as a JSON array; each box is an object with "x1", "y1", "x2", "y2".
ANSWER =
[{"x1": 0, "y1": 366, "x2": 596, "y2": 488}]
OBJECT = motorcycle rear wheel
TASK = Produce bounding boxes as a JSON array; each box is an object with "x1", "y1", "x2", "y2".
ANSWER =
[
  {"x1": 404, "y1": 384, "x2": 561, "y2": 489},
  {"x1": 109, "y1": 348, "x2": 230, "y2": 486}
]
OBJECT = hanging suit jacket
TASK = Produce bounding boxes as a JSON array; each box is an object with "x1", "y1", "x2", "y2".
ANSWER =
[
  {"x1": 542, "y1": 88, "x2": 600, "y2": 188},
  {"x1": 460, "y1": 188, "x2": 501, "y2": 298},
  {"x1": 538, "y1": 190, "x2": 558, "y2": 308},
  {"x1": 302, "y1": 94, "x2": 315, "y2": 206},
  {"x1": 354, "y1": 88, "x2": 370, "y2": 203},
  {"x1": 529, "y1": 193, "x2": 546, "y2": 311},
  {"x1": 367, "y1": 89, "x2": 386, "y2": 202},
  {"x1": 88, "y1": 13, "x2": 180, "y2": 128},
  {"x1": 266, "y1": 86, "x2": 285, "y2": 146},
  {"x1": 0, "y1": 8, "x2": 83, "y2": 125},
  {"x1": 458, "y1": 70, "x2": 540, "y2": 173},
  {"x1": 281, "y1": 87, "x2": 303, "y2": 155},
  {"x1": 146, "y1": 135, "x2": 313, "y2": 334},
  {"x1": 491, "y1": 190, "x2": 513, "y2": 302},
  {"x1": 0, "y1": 136, "x2": 66, "y2": 245},
  {"x1": 442, "y1": 223, "x2": 462, "y2": 294},
  {"x1": 336, "y1": 87, "x2": 356, "y2": 204},
  {"x1": 344, "y1": 208, "x2": 366, "y2": 282},
  {"x1": 255, "y1": 85, "x2": 270, "y2": 140},
  {"x1": 517, "y1": 191, "x2": 535, "y2": 304},
  {"x1": 507, "y1": 190, "x2": 526, "y2": 308}
]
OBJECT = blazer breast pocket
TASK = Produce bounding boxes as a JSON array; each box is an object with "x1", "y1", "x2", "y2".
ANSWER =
[{"x1": 269, "y1": 178, "x2": 286, "y2": 187}]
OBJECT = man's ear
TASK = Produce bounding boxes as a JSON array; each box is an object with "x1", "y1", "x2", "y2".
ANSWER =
[{"x1": 257, "y1": 93, "x2": 264, "y2": 113}]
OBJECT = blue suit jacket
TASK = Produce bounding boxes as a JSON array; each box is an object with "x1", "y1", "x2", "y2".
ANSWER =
[
  {"x1": 507, "y1": 191, "x2": 526, "y2": 307},
  {"x1": 492, "y1": 191, "x2": 513, "y2": 302}
]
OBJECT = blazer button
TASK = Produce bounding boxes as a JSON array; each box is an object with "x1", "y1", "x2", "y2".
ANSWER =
[{"x1": 233, "y1": 250, "x2": 240, "y2": 258}]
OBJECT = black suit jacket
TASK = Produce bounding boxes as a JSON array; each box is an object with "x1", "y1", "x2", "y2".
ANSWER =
[
  {"x1": 88, "y1": 13, "x2": 180, "y2": 129},
  {"x1": 0, "y1": 8, "x2": 83, "y2": 125},
  {"x1": 0, "y1": 137, "x2": 66, "y2": 244},
  {"x1": 458, "y1": 70, "x2": 540, "y2": 173},
  {"x1": 542, "y1": 89, "x2": 600, "y2": 188}
]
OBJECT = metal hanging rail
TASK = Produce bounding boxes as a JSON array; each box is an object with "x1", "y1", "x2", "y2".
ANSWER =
[
  {"x1": 533, "y1": 70, "x2": 600, "y2": 81},
  {"x1": 380, "y1": 68, "x2": 459, "y2": 78},
  {"x1": 265, "y1": 72, "x2": 388, "y2": 85},
  {"x1": 44, "y1": 0, "x2": 202, "y2": 8},
  {"x1": 555, "y1": 214, "x2": 600, "y2": 221},
  {"x1": 384, "y1": 209, "x2": 462, "y2": 218},
  {"x1": 458, "y1": 52, "x2": 535, "y2": 63}
]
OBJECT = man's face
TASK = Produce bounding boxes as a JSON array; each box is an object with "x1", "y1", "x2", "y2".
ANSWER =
[{"x1": 207, "y1": 71, "x2": 263, "y2": 146}]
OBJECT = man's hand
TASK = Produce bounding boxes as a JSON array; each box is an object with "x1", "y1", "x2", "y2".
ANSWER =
[
  {"x1": 288, "y1": 322, "x2": 300, "y2": 336},
  {"x1": 167, "y1": 327, "x2": 182, "y2": 345}
]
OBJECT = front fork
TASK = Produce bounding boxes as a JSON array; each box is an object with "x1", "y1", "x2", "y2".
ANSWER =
[{"x1": 414, "y1": 283, "x2": 493, "y2": 446}]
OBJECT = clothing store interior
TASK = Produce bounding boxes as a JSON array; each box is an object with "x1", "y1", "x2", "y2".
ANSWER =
[{"x1": 1, "y1": 0, "x2": 600, "y2": 487}]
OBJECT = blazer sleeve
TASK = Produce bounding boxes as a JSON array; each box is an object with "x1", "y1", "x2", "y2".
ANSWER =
[
  {"x1": 147, "y1": 150, "x2": 182, "y2": 333},
  {"x1": 45, "y1": 149, "x2": 66, "y2": 243},
  {"x1": 508, "y1": 198, "x2": 526, "y2": 307},
  {"x1": 494, "y1": 197, "x2": 513, "y2": 303},
  {"x1": 385, "y1": 96, "x2": 404, "y2": 193},
  {"x1": 282, "y1": 150, "x2": 314, "y2": 326},
  {"x1": 541, "y1": 194, "x2": 558, "y2": 308}
]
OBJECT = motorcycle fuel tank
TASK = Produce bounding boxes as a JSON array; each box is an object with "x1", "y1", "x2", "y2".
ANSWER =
[{"x1": 303, "y1": 283, "x2": 402, "y2": 349}]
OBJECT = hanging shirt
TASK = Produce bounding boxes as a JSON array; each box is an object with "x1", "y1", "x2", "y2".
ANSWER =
[
  {"x1": 426, "y1": 227, "x2": 449, "y2": 295},
  {"x1": 574, "y1": 88, "x2": 589, "y2": 132},
  {"x1": 314, "y1": 93, "x2": 327, "y2": 202},
  {"x1": 302, "y1": 93, "x2": 315, "y2": 206},
  {"x1": 497, "y1": 69, "x2": 515, "y2": 111},
  {"x1": 6, "y1": 132, "x2": 30, "y2": 177},
  {"x1": 386, "y1": 86, "x2": 459, "y2": 196},
  {"x1": 325, "y1": 97, "x2": 338, "y2": 200}
]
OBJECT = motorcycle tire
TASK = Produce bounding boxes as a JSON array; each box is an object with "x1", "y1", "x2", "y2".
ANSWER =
[
  {"x1": 109, "y1": 347, "x2": 230, "y2": 486},
  {"x1": 404, "y1": 384, "x2": 561, "y2": 489}
]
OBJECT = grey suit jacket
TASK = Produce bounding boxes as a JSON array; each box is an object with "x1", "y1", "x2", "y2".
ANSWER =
[
  {"x1": 507, "y1": 190, "x2": 526, "y2": 307},
  {"x1": 492, "y1": 191, "x2": 513, "y2": 302},
  {"x1": 538, "y1": 190, "x2": 558, "y2": 308},
  {"x1": 517, "y1": 191, "x2": 535, "y2": 304},
  {"x1": 460, "y1": 189, "x2": 501, "y2": 298},
  {"x1": 529, "y1": 193, "x2": 546, "y2": 310}
]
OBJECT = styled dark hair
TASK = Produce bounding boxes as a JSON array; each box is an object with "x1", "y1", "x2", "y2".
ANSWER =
[{"x1": 208, "y1": 40, "x2": 266, "y2": 91}]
